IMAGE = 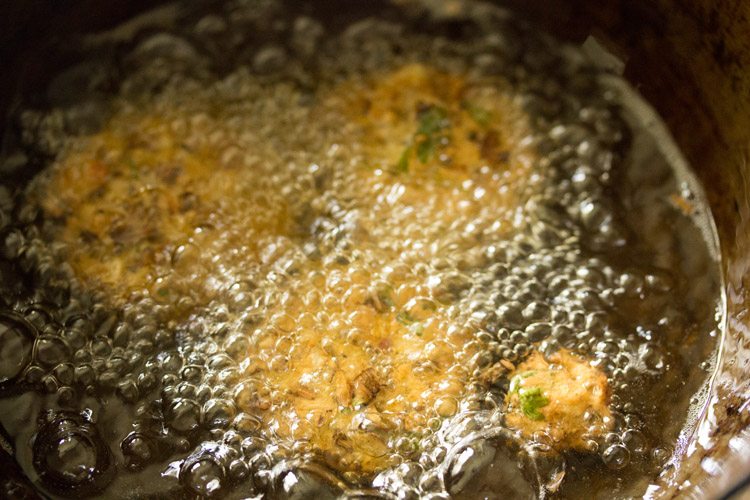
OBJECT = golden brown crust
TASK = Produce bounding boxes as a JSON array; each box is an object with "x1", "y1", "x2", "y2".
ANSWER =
[{"x1": 505, "y1": 349, "x2": 613, "y2": 451}]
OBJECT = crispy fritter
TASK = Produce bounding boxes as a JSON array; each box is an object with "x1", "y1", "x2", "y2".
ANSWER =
[
  {"x1": 34, "y1": 111, "x2": 294, "y2": 304},
  {"x1": 250, "y1": 279, "x2": 473, "y2": 474},
  {"x1": 505, "y1": 349, "x2": 613, "y2": 451}
]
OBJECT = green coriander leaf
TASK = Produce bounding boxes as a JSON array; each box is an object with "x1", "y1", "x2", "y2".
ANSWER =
[
  {"x1": 417, "y1": 106, "x2": 448, "y2": 136},
  {"x1": 416, "y1": 137, "x2": 436, "y2": 164},
  {"x1": 414, "y1": 105, "x2": 449, "y2": 165},
  {"x1": 508, "y1": 371, "x2": 537, "y2": 394},
  {"x1": 464, "y1": 102, "x2": 492, "y2": 127},
  {"x1": 518, "y1": 386, "x2": 549, "y2": 421},
  {"x1": 377, "y1": 285, "x2": 395, "y2": 309},
  {"x1": 396, "y1": 310, "x2": 417, "y2": 325},
  {"x1": 397, "y1": 146, "x2": 411, "y2": 172}
]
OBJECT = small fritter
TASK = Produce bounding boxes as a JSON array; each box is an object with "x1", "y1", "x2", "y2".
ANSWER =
[
  {"x1": 505, "y1": 349, "x2": 613, "y2": 451},
  {"x1": 245, "y1": 273, "x2": 474, "y2": 474},
  {"x1": 33, "y1": 111, "x2": 295, "y2": 305}
]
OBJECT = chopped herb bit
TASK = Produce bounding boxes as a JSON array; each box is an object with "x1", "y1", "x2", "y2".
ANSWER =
[
  {"x1": 415, "y1": 105, "x2": 449, "y2": 165},
  {"x1": 396, "y1": 310, "x2": 417, "y2": 325},
  {"x1": 351, "y1": 398, "x2": 365, "y2": 408},
  {"x1": 375, "y1": 285, "x2": 395, "y2": 310},
  {"x1": 393, "y1": 104, "x2": 451, "y2": 171},
  {"x1": 463, "y1": 102, "x2": 492, "y2": 127},
  {"x1": 415, "y1": 136, "x2": 437, "y2": 164},
  {"x1": 380, "y1": 294, "x2": 394, "y2": 308},
  {"x1": 397, "y1": 146, "x2": 411, "y2": 172},
  {"x1": 416, "y1": 105, "x2": 448, "y2": 136},
  {"x1": 157, "y1": 288, "x2": 170, "y2": 297},
  {"x1": 509, "y1": 371, "x2": 536, "y2": 394},
  {"x1": 518, "y1": 386, "x2": 549, "y2": 421},
  {"x1": 409, "y1": 323, "x2": 424, "y2": 337}
]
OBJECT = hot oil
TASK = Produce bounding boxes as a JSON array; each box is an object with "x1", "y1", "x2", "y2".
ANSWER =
[{"x1": 0, "y1": 1, "x2": 723, "y2": 498}]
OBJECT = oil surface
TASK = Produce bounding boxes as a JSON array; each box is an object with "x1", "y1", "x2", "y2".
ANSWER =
[{"x1": 0, "y1": 1, "x2": 723, "y2": 498}]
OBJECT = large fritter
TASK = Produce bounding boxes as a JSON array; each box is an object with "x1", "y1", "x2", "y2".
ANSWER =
[{"x1": 30, "y1": 63, "x2": 609, "y2": 475}]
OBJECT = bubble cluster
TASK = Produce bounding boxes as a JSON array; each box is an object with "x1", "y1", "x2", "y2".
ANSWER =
[
  {"x1": 0, "y1": 313, "x2": 35, "y2": 389},
  {"x1": 0, "y1": 0, "x2": 721, "y2": 498}
]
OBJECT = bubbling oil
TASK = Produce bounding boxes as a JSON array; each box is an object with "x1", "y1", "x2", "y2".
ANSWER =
[{"x1": 0, "y1": 0, "x2": 722, "y2": 498}]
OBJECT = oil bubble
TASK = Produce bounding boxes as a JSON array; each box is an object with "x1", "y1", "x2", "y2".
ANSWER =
[
  {"x1": 121, "y1": 432, "x2": 154, "y2": 469},
  {"x1": 445, "y1": 436, "x2": 536, "y2": 498},
  {"x1": 275, "y1": 465, "x2": 343, "y2": 500},
  {"x1": 180, "y1": 442, "x2": 234, "y2": 497},
  {"x1": 601, "y1": 444, "x2": 630, "y2": 470},
  {"x1": 183, "y1": 458, "x2": 224, "y2": 496},
  {"x1": 32, "y1": 411, "x2": 112, "y2": 494},
  {"x1": 34, "y1": 336, "x2": 70, "y2": 367},
  {"x1": 166, "y1": 398, "x2": 202, "y2": 433},
  {"x1": 0, "y1": 313, "x2": 35, "y2": 387}
]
